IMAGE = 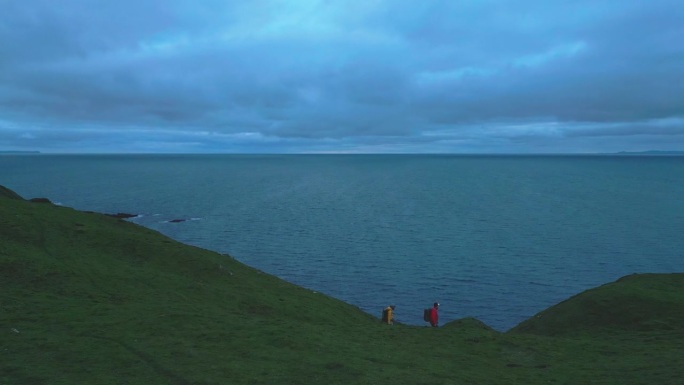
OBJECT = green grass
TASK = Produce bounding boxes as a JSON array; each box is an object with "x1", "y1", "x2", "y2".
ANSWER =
[{"x1": 1, "y1": 185, "x2": 683, "y2": 384}]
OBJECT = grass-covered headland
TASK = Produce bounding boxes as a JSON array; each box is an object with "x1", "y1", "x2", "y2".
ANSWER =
[{"x1": 1, "y1": 185, "x2": 683, "y2": 384}]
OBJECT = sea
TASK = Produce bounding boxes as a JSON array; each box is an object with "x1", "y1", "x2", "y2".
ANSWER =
[{"x1": 2, "y1": 154, "x2": 683, "y2": 331}]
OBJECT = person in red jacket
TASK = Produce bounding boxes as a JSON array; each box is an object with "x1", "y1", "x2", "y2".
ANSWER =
[{"x1": 429, "y1": 302, "x2": 439, "y2": 327}]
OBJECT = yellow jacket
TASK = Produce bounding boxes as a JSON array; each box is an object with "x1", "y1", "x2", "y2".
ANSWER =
[{"x1": 382, "y1": 306, "x2": 394, "y2": 324}]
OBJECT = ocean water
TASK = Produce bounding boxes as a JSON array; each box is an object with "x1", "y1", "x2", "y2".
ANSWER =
[{"x1": 2, "y1": 154, "x2": 683, "y2": 330}]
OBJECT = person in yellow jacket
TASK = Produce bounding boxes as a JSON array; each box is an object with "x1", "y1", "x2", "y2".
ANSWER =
[{"x1": 382, "y1": 305, "x2": 396, "y2": 324}]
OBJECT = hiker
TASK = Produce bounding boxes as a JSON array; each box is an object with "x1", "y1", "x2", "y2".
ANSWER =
[
  {"x1": 382, "y1": 305, "x2": 396, "y2": 325},
  {"x1": 429, "y1": 302, "x2": 439, "y2": 327}
]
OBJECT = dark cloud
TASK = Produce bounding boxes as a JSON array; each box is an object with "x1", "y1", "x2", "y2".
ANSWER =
[{"x1": 1, "y1": 0, "x2": 683, "y2": 153}]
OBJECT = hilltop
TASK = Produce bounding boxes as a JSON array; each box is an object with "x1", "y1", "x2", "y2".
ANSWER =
[{"x1": 1, "y1": 185, "x2": 683, "y2": 384}]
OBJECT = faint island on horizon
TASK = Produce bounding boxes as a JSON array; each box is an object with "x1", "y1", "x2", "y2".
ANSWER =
[{"x1": 615, "y1": 150, "x2": 684, "y2": 155}]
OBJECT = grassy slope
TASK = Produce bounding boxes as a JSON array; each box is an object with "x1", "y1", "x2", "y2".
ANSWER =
[
  {"x1": 511, "y1": 274, "x2": 684, "y2": 336},
  {"x1": 1, "y1": 186, "x2": 683, "y2": 384}
]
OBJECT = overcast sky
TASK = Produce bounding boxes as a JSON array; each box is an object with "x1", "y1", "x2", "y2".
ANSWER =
[{"x1": 1, "y1": 0, "x2": 683, "y2": 153}]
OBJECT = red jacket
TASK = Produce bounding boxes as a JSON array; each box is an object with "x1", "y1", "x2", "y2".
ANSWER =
[{"x1": 429, "y1": 307, "x2": 439, "y2": 327}]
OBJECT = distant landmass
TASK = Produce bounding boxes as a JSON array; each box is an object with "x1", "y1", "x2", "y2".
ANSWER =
[
  {"x1": 0, "y1": 150, "x2": 41, "y2": 154},
  {"x1": 615, "y1": 150, "x2": 684, "y2": 155}
]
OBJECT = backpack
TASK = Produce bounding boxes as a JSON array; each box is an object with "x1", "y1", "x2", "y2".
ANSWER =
[{"x1": 423, "y1": 308, "x2": 431, "y2": 322}]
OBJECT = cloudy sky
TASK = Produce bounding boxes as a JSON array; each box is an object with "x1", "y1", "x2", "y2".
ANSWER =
[{"x1": 1, "y1": 0, "x2": 683, "y2": 153}]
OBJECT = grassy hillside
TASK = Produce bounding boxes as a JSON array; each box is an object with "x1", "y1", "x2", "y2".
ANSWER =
[
  {"x1": 1, "y1": 185, "x2": 683, "y2": 384},
  {"x1": 511, "y1": 274, "x2": 684, "y2": 336}
]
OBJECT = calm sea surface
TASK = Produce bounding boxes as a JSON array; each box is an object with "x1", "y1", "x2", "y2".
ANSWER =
[{"x1": 2, "y1": 154, "x2": 683, "y2": 330}]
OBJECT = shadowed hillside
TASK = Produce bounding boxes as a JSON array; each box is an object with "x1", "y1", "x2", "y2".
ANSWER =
[
  {"x1": 0, "y1": 185, "x2": 23, "y2": 200},
  {"x1": 1, "y1": 185, "x2": 683, "y2": 384}
]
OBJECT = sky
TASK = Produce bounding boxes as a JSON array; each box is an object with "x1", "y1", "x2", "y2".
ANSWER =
[{"x1": 1, "y1": 0, "x2": 683, "y2": 153}]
